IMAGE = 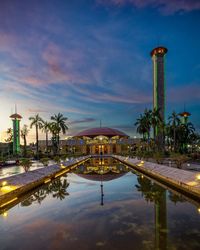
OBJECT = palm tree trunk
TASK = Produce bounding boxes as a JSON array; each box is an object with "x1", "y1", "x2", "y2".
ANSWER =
[
  {"x1": 57, "y1": 132, "x2": 60, "y2": 154},
  {"x1": 24, "y1": 135, "x2": 27, "y2": 157},
  {"x1": 46, "y1": 131, "x2": 48, "y2": 153},
  {"x1": 36, "y1": 124, "x2": 39, "y2": 158},
  {"x1": 173, "y1": 128, "x2": 176, "y2": 152}
]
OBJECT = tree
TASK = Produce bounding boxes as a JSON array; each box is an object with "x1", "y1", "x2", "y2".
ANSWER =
[
  {"x1": 29, "y1": 114, "x2": 44, "y2": 158},
  {"x1": 151, "y1": 108, "x2": 162, "y2": 141},
  {"x1": 42, "y1": 121, "x2": 50, "y2": 153},
  {"x1": 21, "y1": 125, "x2": 29, "y2": 157},
  {"x1": 168, "y1": 111, "x2": 180, "y2": 152},
  {"x1": 20, "y1": 158, "x2": 32, "y2": 172},
  {"x1": 50, "y1": 113, "x2": 68, "y2": 154},
  {"x1": 135, "y1": 114, "x2": 148, "y2": 141},
  {"x1": 5, "y1": 128, "x2": 13, "y2": 142}
]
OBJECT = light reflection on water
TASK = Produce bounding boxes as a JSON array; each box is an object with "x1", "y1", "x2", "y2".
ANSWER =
[
  {"x1": 0, "y1": 157, "x2": 200, "y2": 250},
  {"x1": 0, "y1": 161, "x2": 56, "y2": 179}
]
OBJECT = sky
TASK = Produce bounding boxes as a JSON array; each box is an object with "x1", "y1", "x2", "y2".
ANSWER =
[{"x1": 0, "y1": 0, "x2": 200, "y2": 143}]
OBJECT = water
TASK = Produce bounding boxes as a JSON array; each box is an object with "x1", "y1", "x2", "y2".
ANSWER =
[
  {"x1": 0, "y1": 157, "x2": 200, "y2": 250},
  {"x1": 0, "y1": 161, "x2": 55, "y2": 179}
]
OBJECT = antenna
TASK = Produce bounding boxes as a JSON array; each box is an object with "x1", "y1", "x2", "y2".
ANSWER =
[
  {"x1": 100, "y1": 120, "x2": 102, "y2": 128},
  {"x1": 15, "y1": 104, "x2": 17, "y2": 114}
]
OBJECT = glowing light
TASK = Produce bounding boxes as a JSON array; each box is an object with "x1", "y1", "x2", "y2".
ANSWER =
[
  {"x1": 1, "y1": 185, "x2": 17, "y2": 194},
  {"x1": 198, "y1": 208, "x2": 200, "y2": 213},
  {"x1": 1, "y1": 181, "x2": 7, "y2": 187},
  {"x1": 196, "y1": 175, "x2": 200, "y2": 180},
  {"x1": 2, "y1": 212, "x2": 8, "y2": 217},
  {"x1": 141, "y1": 161, "x2": 144, "y2": 164},
  {"x1": 0, "y1": 197, "x2": 18, "y2": 208},
  {"x1": 187, "y1": 181, "x2": 198, "y2": 186},
  {"x1": 44, "y1": 179, "x2": 51, "y2": 184}
]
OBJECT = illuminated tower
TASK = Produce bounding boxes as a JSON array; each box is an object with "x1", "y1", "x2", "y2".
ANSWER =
[
  {"x1": 179, "y1": 111, "x2": 191, "y2": 124},
  {"x1": 10, "y1": 112, "x2": 22, "y2": 155},
  {"x1": 151, "y1": 46, "x2": 168, "y2": 147},
  {"x1": 151, "y1": 46, "x2": 168, "y2": 121}
]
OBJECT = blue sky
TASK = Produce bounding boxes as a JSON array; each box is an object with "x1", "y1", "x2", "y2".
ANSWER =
[{"x1": 0, "y1": 0, "x2": 200, "y2": 142}]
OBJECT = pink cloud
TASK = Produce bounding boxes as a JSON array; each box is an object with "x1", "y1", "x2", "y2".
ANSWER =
[
  {"x1": 168, "y1": 83, "x2": 200, "y2": 103},
  {"x1": 98, "y1": 0, "x2": 200, "y2": 14}
]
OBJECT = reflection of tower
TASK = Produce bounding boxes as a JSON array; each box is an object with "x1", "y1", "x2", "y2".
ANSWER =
[
  {"x1": 151, "y1": 47, "x2": 168, "y2": 147},
  {"x1": 100, "y1": 157, "x2": 104, "y2": 206},
  {"x1": 155, "y1": 190, "x2": 167, "y2": 250},
  {"x1": 10, "y1": 111, "x2": 22, "y2": 155}
]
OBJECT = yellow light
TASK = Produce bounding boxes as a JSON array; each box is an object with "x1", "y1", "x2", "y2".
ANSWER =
[
  {"x1": 187, "y1": 181, "x2": 198, "y2": 186},
  {"x1": 141, "y1": 161, "x2": 144, "y2": 164},
  {"x1": 198, "y1": 208, "x2": 200, "y2": 213},
  {"x1": 44, "y1": 179, "x2": 51, "y2": 184},
  {"x1": 1, "y1": 181, "x2": 7, "y2": 187},
  {"x1": 141, "y1": 175, "x2": 144, "y2": 179},
  {"x1": 196, "y1": 174, "x2": 200, "y2": 180},
  {"x1": 0, "y1": 197, "x2": 18, "y2": 208},
  {"x1": 2, "y1": 212, "x2": 8, "y2": 217},
  {"x1": 1, "y1": 185, "x2": 17, "y2": 194},
  {"x1": 60, "y1": 164, "x2": 65, "y2": 169}
]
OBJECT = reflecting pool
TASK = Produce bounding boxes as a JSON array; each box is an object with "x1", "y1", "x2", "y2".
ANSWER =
[{"x1": 0, "y1": 157, "x2": 200, "y2": 250}]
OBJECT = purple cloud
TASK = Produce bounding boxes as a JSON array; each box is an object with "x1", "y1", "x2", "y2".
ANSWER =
[
  {"x1": 69, "y1": 118, "x2": 97, "y2": 125},
  {"x1": 98, "y1": 0, "x2": 200, "y2": 14}
]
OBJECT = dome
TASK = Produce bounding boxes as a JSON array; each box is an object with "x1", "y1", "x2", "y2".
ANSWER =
[
  {"x1": 74, "y1": 127, "x2": 128, "y2": 138},
  {"x1": 75, "y1": 172, "x2": 127, "y2": 182},
  {"x1": 10, "y1": 113, "x2": 22, "y2": 119}
]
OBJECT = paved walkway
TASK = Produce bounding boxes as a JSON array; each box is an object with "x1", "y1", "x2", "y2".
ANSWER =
[
  {"x1": 0, "y1": 156, "x2": 89, "y2": 207},
  {"x1": 114, "y1": 155, "x2": 200, "y2": 199}
]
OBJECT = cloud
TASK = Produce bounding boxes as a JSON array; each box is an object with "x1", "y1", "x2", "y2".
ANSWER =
[
  {"x1": 97, "y1": 0, "x2": 200, "y2": 14},
  {"x1": 69, "y1": 118, "x2": 97, "y2": 125},
  {"x1": 27, "y1": 109, "x2": 48, "y2": 113},
  {"x1": 168, "y1": 83, "x2": 200, "y2": 103}
]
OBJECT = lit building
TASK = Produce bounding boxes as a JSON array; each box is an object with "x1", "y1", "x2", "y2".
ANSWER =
[
  {"x1": 38, "y1": 127, "x2": 139, "y2": 155},
  {"x1": 74, "y1": 127, "x2": 129, "y2": 155},
  {"x1": 9, "y1": 113, "x2": 22, "y2": 155},
  {"x1": 151, "y1": 46, "x2": 168, "y2": 147}
]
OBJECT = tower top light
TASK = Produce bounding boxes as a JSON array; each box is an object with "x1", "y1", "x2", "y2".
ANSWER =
[{"x1": 150, "y1": 46, "x2": 168, "y2": 57}]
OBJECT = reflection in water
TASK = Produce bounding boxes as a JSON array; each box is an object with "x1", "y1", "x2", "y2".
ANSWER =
[
  {"x1": 0, "y1": 158, "x2": 200, "y2": 250},
  {"x1": 74, "y1": 157, "x2": 129, "y2": 206},
  {"x1": 136, "y1": 176, "x2": 167, "y2": 250},
  {"x1": 21, "y1": 177, "x2": 69, "y2": 207}
]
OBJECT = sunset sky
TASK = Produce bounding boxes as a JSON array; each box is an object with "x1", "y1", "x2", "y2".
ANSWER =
[{"x1": 0, "y1": 0, "x2": 200, "y2": 143}]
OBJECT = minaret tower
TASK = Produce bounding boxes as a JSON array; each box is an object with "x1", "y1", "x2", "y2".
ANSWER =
[
  {"x1": 10, "y1": 107, "x2": 22, "y2": 155},
  {"x1": 151, "y1": 46, "x2": 168, "y2": 122},
  {"x1": 151, "y1": 46, "x2": 168, "y2": 147},
  {"x1": 179, "y1": 105, "x2": 191, "y2": 124}
]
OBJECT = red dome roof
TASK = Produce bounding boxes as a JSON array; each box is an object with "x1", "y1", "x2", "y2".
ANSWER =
[
  {"x1": 10, "y1": 113, "x2": 22, "y2": 119},
  {"x1": 76, "y1": 172, "x2": 127, "y2": 182},
  {"x1": 74, "y1": 127, "x2": 128, "y2": 138}
]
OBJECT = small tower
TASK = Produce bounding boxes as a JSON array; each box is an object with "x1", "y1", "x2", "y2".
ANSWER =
[
  {"x1": 179, "y1": 111, "x2": 191, "y2": 124},
  {"x1": 10, "y1": 112, "x2": 22, "y2": 155}
]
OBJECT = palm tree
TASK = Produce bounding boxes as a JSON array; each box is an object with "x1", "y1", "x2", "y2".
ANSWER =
[
  {"x1": 135, "y1": 114, "x2": 148, "y2": 141},
  {"x1": 29, "y1": 114, "x2": 44, "y2": 158},
  {"x1": 42, "y1": 121, "x2": 50, "y2": 153},
  {"x1": 5, "y1": 128, "x2": 13, "y2": 142},
  {"x1": 151, "y1": 108, "x2": 162, "y2": 141},
  {"x1": 50, "y1": 113, "x2": 68, "y2": 153},
  {"x1": 143, "y1": 108, "x2": 152, "y2": 143},
  {"x1": 21, "y1": 125, "x2": 29, "y2": 157},
  {"x1": 168, "y1": 111, "x2": 180, "y2": 151}
]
